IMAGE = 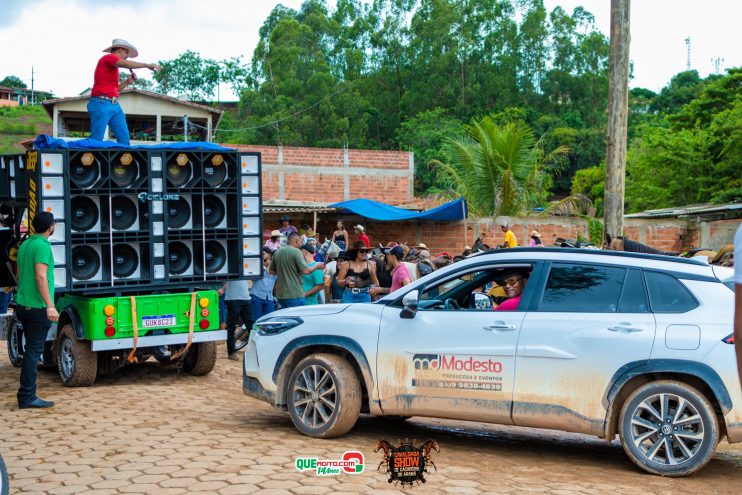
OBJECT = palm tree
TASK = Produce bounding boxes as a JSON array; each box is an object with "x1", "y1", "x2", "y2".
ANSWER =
[{"x1": 432, "y1": 116, "x2": 570, "y2": 217}]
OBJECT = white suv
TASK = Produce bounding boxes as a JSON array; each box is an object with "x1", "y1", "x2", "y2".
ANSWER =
[{"x1": 243, "y1": 248, "x2": 741, "y2": 476}]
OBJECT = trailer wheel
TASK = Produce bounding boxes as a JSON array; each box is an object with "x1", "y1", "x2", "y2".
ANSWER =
[
  {"x1": 7, "y1": 321, "x2": 23, "y2": 368},
  {"x1": 57, "y1": 324, "x2": 98, "y2": 387},
  {"x1": 182, "y1": 342, "x2": 217, "y2": 376}
]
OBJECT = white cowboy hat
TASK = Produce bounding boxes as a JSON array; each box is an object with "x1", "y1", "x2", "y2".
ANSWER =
[
  {"x1": 354, "y1": 225, "x2": 365, "y2": 232},
  {"x1": 103, "y1": 39, "x2": 139, "y2": 58}
]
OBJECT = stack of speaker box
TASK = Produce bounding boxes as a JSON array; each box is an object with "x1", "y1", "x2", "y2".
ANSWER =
[
  {"x1": 25, "y1": 148, "x2": 262, "y2": 294},
  {"x1": 0, "y1": 153, "x2": 27, "y2": 206}
]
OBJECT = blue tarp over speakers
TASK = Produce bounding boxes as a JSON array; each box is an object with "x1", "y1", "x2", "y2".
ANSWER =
[
  {"x1": 329, "y1": 197, "x2": 467, "y2": 222},
  {"x1": 33, "y1": 134, "x2": 231, "y2": 151}
]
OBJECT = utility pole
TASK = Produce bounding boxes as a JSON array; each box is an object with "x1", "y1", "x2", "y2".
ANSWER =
[
  {"x1": 604, "y1": 0, "x2": 631, "y2": 245},
  {"x1": 183, "y1": 115, "x2": 189, "y2": 142},
  {"x1": 31, "y1": 66, "x2": 35, "y2": 105}
]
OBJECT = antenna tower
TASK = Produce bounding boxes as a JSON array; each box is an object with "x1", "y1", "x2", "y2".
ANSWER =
[
  {"x1": 684, "y1": 37, "x2": 691, "y2": 71},
  {"x1": 711, "y1": 57, "x2": 724, "y2": 75}
]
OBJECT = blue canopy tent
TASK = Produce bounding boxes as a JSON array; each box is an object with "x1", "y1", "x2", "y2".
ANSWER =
[{"x1": 329, "y1": 197, "x2": 468, "y2": 221}]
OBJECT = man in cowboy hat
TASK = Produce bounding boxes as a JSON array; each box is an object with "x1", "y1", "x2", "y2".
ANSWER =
[
  {"x1": 354, "y1": 224, "x2": 370, "y2": 248},
  {"x1": 88, "y1": 39, "x2": 161, "y2": 145},
  {"x1": 264, "y1": 230, "x2": 283, "y2": 252}
]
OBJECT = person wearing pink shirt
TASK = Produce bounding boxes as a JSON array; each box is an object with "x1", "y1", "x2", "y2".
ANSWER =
[{"x1": 493, "y1": 271, "x2": 529, "y2": 311}]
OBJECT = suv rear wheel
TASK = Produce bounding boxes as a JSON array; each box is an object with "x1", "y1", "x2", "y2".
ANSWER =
[
  {"x1": 287, "y1": 354, "x2": 361, "y2": 438},
  {"x1": 618, "y1": 380, "x2": 719, "y2": 476}
]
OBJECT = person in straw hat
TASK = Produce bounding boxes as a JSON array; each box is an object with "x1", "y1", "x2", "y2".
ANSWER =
[
  {"x1": 88, "y1": 39, "x2": 161, "y2": 145},
  {"x1": 528, "y1": 230, "x2": 544, "y2": 247},
  {"x1": 264, "y1": 230, "x2": 283, "y2": 252}
]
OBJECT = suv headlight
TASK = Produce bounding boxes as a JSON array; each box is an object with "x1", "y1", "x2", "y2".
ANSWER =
[{"x1": 254, "y1": 317, "x2": 304, "y2": 336}]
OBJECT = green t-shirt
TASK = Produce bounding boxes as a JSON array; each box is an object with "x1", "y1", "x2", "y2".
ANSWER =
[
  {"x1": 16, "y1": 234, "x2": 55, "y2": 308},
  {"x1": 270, "y1": 246, "x2": 310, "y2": 300},
  {"x1": 302, "y1": 261, "x2": 324, "y2": 305}
]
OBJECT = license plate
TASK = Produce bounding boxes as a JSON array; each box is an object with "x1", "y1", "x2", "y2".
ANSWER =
[{"x1": 142, "y1": 315, "x2": 176, "y2": 328}]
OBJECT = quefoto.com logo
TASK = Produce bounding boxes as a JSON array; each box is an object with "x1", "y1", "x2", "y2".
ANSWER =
[{"x1": 295, "y1": 451, "x2": 364, "y2": 476}]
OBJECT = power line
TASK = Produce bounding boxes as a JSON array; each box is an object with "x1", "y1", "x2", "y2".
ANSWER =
[{"x1": 213, "y1": 0, "x2": 469, "y2": 135}]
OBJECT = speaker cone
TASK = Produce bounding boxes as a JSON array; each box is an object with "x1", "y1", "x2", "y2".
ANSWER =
[
  {"x1": 111, "y1": 196, "x2": 138, "y2": 230},
  {"x1": 195, "y1": 241, "x2": 227, "y2": 274},
  {"x1": 71, "y1": 246, "x2": 101, "y2": 280},
  {"x1": 167, "y1": 197, "x2": 191, "y2": 229},
  {"x1": 167, "y1": 157, "x2": 193, "y2": 187},
  {"x1": 70, "y1": 196, "x2": 99, "y2": 232},
  {"x1": 111, "y1": 156, "x2": 139, "y2": 188},
  {"x1": 203, "y1": 159, "x2": 227, "y2": 187},
  {"x1": 70, "y1": 156, "x2": 100, "y2": 188},
  {"x1": 203, "y1": 195, "x2": 226, "y2": 228},
  {"x1": 112, "y1": 244, "x2": 139, "y2": 278},
  {"x1": 168, "y1": 241, "x2": 192, "y2": 275}
]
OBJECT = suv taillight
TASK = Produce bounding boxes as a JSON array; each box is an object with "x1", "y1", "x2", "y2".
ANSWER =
[{"x1": 722, "y1": 334, "x2": 735, "y2": 344}]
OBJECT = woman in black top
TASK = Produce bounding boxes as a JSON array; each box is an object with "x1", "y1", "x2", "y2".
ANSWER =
[
  {"x1": 337, "y1": 241, "x2": 379, "y2": 303},
  {"x1": 332, "y1": 220, "x2": 349, "y2": 251}
]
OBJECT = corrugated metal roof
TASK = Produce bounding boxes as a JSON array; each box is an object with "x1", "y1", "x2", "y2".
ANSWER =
[{"x1": 625, "y1": 203, "x2": 742, "y2": 219}]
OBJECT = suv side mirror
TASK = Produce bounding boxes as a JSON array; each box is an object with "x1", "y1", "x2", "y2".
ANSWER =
[
  {"x1": 473, "y1": 292, "x2": 493, "y2": 310},
  {"x1": 400, "y1": 290, "x2": 419, "y2": 319}
]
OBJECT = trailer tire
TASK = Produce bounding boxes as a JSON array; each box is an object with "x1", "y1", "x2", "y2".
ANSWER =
[
  {"x1": 182, "y1": 342, "x2": 217, "y2": 376},
  {"x1": 57, "y1": 324, "x2": 97, "y2": 387},
  {"x1": 7, "y1": 321, "x2": 22, "y2": 368}
]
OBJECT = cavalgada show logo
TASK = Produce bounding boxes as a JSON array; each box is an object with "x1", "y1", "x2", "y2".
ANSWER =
[
  {"x1": 295, "y1": 451, "x2": 364, "y2": 476},
  {"x1": 376, "y1": 438, "x2": 440, "y2": 486}
]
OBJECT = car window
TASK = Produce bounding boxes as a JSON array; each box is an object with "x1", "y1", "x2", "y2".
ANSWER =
[
  {"x1": 418, "y1": 265, "x2": 533, "y2": 311},
  {"x1": 644, "y1": 271, "x2": 699, "y2": 313},
  {"x1": 617, "y1": 269, "x2": 649, "y2": 313},
  {"x1": 539, "y1": 263, "x2": 626, "y2": 313}
]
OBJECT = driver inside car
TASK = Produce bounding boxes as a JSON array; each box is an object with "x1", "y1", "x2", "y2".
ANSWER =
[{"x1": 492, "y1": 271, "x2": 529, "y2": 311}]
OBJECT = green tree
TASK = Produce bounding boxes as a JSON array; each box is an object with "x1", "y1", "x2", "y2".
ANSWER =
[
  {"x1": 434, "y1": 116, "x2": 568, "y2": 217},
  {"x1": 154, "y1": 50, "x2": 220, "y2": 101},
  {"x1": 396, "y1": 108, "x2": 463, "y2": 193},
  {"x1": 0, "y1": 75, "x2": 27, "y2": 88}
]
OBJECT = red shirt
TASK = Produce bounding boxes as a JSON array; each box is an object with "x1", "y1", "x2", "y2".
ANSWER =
[
  {"x1": 91, "y1": 53, "x2": 120, "y2": 98},
  {"x1": 390, "y1": 263, "x2": 411, "y2": 293},
  {"x1": 359, "y1": 233, "x2": 370, "y2": 248}
]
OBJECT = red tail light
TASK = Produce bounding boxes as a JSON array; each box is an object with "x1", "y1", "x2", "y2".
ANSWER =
[
  {"x1": 722, "y1": 334, "x2": 735, "y2": 344},
  {"x1": 104, "y1": 326, "x2": 116, "y2": 337},
  {"x1": 199, "y1": 319, "x2": 210, "y2": 330}
]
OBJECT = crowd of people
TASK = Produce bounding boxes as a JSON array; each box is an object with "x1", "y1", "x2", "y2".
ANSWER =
[{"x1": 214, "y1": 218, "x2": 536, "y2": 353}]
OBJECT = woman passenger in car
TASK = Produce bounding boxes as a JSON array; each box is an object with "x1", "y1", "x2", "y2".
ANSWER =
[{"x1": 492, "y1": 271, "x2": 529, "y2": 311}]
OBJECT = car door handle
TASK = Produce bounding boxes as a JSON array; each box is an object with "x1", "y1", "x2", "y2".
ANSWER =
[
  {"x1": 483, "y1": 322, "x2": 517, "y2": 331},
  {"x1": 607, "y1": 323, "x2": 645, "y2": 333}
]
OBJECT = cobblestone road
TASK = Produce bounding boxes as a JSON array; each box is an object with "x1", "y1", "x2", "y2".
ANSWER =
[{"x1": 1, "y1": 342, "x2": 741, "y2": 495}]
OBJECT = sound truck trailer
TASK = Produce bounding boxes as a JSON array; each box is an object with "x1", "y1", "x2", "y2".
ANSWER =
[{"x1": 0, "y1": 137, "x2": 263, "y2": 386}]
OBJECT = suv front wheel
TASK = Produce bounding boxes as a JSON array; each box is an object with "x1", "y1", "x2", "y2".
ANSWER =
[
  {"x1": 287, "y1": 354, "x2": 361, "y2": 438},
  {"x1": 618, "y1": 380, "x2": 719, "y2": 476}
]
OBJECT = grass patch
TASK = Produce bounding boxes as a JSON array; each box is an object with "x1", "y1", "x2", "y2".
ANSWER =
[{"x1": 0, "y1": 105, "x2": 51, "y2": 153}]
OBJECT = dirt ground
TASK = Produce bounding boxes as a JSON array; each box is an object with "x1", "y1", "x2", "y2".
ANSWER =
[{"x1": 1, "y1": 341, "x2": 740, "y2": 495}]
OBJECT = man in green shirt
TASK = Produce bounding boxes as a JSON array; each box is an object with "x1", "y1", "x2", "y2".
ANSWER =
[
  {"x1": 15, "y1": 211, "x2": 58, "y2": 409},
  {"x1": 269, "y1": 232, "x2": 324, "y2": 308}
]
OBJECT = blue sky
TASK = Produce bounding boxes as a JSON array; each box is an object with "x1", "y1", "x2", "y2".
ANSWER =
[{"x1": 0, "y1": 0, "x2": 739, "y2": 99}]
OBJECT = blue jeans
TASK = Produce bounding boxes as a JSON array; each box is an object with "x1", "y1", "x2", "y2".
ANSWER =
[
  {"x1": 87, "y1": 97, "x2": 130, "y2": 145},
  {"x1": 251, "y1": 296, "x2": 275, "y2": 321},
  {"x1": 278, "y1": 298, "x2": 306, "y2": 309},
  {"x1": 16, "y1": 306, "x2": 51, "y2": 406},
  {"x1": 342, "y1": 290, "x2": 371, "y2": 303},
  {"x1": 0, "y1": 291, "x2": 10, "y2": 313}
]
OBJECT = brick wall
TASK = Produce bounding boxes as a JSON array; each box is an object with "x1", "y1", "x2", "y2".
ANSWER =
[
  {"x1": 225, "y1": 144, "x2": 413, "y2": 205},
  {"x1": 263, "y1": 211, "x2": 740, "y2": 256}
]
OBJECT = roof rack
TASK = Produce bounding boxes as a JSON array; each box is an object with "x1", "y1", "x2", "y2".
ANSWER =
[{"x1": 468, "y1": 247, "x2": 706, "y2": 266}]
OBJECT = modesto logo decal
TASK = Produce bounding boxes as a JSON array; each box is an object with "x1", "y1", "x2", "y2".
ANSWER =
[{"x1": 411, "y1": 354, "x2": 504, "y2": 391}]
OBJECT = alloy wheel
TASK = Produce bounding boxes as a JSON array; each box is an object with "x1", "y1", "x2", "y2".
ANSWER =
[
  {"x1": 291, "y1": 364, "x2": 337, "y2": 430},
  {"x1": 629, "y1": 393, "x2": 704, "y2": 466},
  {"x1": 60, "y1": 338, "x2": 75, "y2": 380}
]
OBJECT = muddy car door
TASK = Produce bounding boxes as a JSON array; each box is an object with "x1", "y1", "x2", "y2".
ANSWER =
[
  {"x1": 512, "y1": 263, "x2": 656, "y2": 436},
  {"x1": 376, "y1": 263, "x2": 539, "y2": 423}
]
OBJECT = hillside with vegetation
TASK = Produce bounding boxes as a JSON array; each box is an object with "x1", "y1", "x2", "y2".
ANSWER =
[{"x1": 0, "y1": 105, "x2": 52, "y2": 154}]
